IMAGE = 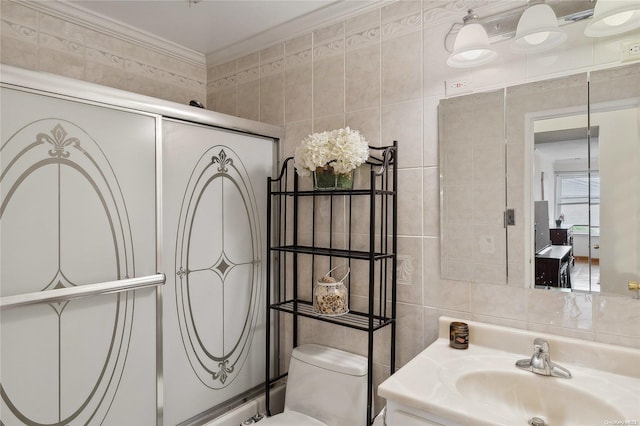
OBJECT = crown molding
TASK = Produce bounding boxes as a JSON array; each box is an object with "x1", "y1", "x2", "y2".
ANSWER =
[
  {"x1": 205, "y1": 0, "x2": 391, "y2": 66},
  {"x1": 20, "y1": 0, "x2": 206, "y2": 67}
]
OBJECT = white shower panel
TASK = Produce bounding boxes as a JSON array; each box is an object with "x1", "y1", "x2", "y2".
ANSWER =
[
  {"x1": 162, "y1": 119, "x2": 273, "y2": 424},
  {"x1": 0, "y1": 88, "x2": 157, "y2": 425}
]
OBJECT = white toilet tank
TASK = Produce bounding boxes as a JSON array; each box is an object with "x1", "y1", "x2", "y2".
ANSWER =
[{"x1": 284, "y1": 344, "x2": 369, "y2": 426}]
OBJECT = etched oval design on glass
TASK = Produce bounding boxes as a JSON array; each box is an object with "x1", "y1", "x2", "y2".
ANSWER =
[
  {"x1": 175, "y1": 146, "x2": 262, "y2": 389},
  {"x1": 0, "y1": 120, "x2": 135, "y2": 424}
]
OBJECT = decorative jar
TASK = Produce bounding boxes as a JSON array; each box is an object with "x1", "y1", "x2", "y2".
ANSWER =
[{"x1": 313, "y1": 265, "x2": 349, "y2": 316}]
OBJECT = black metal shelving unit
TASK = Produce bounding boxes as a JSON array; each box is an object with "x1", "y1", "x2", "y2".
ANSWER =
[{"x1": 265, "y1": 142, "x2": 397, "y2": 426}]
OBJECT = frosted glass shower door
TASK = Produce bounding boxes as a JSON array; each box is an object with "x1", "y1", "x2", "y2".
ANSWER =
[
  {"x1": 162, "y1": 119, "x2": 274, "y2": 424},
  {"x1": 1, "y1": 88, "x2": 158, "y2": 425}
]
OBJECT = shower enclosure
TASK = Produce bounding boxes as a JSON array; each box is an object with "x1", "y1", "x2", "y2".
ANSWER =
[{"x1": 0, "y1": 66, "x2": 279, "y2": 425}]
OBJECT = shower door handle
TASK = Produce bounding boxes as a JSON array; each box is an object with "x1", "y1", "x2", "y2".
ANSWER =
[{"x1": 0, "y1": 273, "x2": 166, "y2": 310}]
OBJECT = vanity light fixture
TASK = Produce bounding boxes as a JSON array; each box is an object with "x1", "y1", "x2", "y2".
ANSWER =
[
  {"x1": 584, "y1": 0, "x2": 640, "y2": 37},
  {"x1": 512, "y1": 1, "x2": 568, "y2": 53},
  {"x1": 447, "y1": 10, "x2": 497, "y2": 68},
  {"x1": 444, "y1": 1, "x2": 595, "y2": 68}
]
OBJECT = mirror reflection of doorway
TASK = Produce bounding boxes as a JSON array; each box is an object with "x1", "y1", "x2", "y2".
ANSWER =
[
  {"x1": 533, "y1": 117, "x2": 598, "y2": 292},
  {"x1": 533, "y1": 104, "x2": 640, "y2": 293}
]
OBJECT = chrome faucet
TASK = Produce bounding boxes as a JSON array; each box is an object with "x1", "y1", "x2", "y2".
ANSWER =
[{"x1": 516, "y1": 338, "x2": 572, "y2": 379}]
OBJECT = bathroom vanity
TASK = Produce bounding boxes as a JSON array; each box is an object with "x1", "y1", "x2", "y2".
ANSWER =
[{"x1": 378, "y1": 317, "x2": 640, "y2": 426}]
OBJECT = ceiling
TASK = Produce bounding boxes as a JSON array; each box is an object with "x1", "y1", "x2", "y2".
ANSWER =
[
  {"x1": 535, "y1": 127, "x2": 599, "y2": 161},
  {"x1": 67, "y1": 0, "x2": 379, "y2": 63}
]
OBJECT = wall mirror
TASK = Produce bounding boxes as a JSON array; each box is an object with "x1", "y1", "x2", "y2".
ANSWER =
[
  {"x1": 440, "y1": 62, "x2": 640, "y2": 295},
  {"x1": 439, "y1": 90, "x2": 507, "y2": 286}
]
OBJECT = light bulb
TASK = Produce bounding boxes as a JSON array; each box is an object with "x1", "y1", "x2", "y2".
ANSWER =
[
  {"x1": 511, "y1": 3, "x2": 566, "y2": 53},
  {"x1": 524, "y1": 31, "x2": 551, "y2": 45},
  {"x1": 460, "y1": 49, "x2": 484, "y2": 60},
  {"x1": 603, "y1": 10, "x2": 634, "y2": 26}
]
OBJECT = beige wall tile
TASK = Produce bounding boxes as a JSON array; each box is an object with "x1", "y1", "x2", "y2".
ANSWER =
[
  {"x1": 423, "y1": 236, "x2": 440, "y2": 285},
  {"x1": 396, "y1": 168, "x2": 422, "y2": 236},
  {"x1": 85, "y1": 29, "x2": 124, "y2": 57},
  {"x1": 85, "y1": 61, "x2": 125, "y2": 89},
  {"x1": 237, "y1": 79, "x2": 260, "y2": 121},
  {"x1": 260, "y1": 43, "x2": 284, "y2": 64},
  {"x1": 1, "y1": 1, "x2": 38, "y2": 28},
  {"x1": 284, "y1": 119, "x2": 312, "y2": 160},
  {"x1": 285, "y1": 33, "x2": 312, "y2": 58},
  {"x1": 595, "y1": 294, "x2": 640, "y2": 340},
  {"x1": 39, "y1": 48, "x2": 84, "y2": 79},
  {"x1": 313, "y1": 21, "x2": 344, "y2": 59},
  {"x1": 381, "y1": 0, "x2": 422, "y2": 41},
  {"x1": 469, "y1": 314, "x2": 527, "y2": 332},
  {"x1": 260, "y1": 72, "x2": 284, "y2": 125},
  {"x1": 382, "y1": 99, "x2": 423, "y2": 168},
  {"x1": 424, "y1": 277, "x2": 470, "y2": 313},
  {"x1": 382, "y1": 31, "x2": 422, "y2": 105},
  {"x1": 594, "y1": 333, "x2": 640, "y2": 349},
  {"x1": 208, "y1": 59, "x2": 231, "y2": 82},
  {"x1": 346, "y1": 44, "x2": 380, "y2": 112},
  {"x1": 1, "y1": 37, "x2": 38, "y2": 70},
  {"x1": 346, "y1": 9, "x2": 380, "y2": 51},
  {"x1": 206, "y1": 92, "x2": 216, "y2": 110},
  {"x1": 528, "y1": 289, "x2": 594, "y2": 332},
  {"x1": 423, "y1": 95, "x2": 439, "y2": 167},
  {"x1": 396, "y1": 302, "x2": 424, "y2": 366},
  {"x1": 313, "y1": 113, "x2": 344, "y2": 133},
  {"x1": 212, "y1": 86, "x2": 236, "y2": 116},
  {"x1": 423, "y1": 20, "x2": 453, "y2": 98},
  {"x1": 346, "y1": 107, "x2": 380, "y2": 147},
  {"x1": 423, "y1": 166, "x2": 439, "y2": 238},
  {"x1": 313, "y1": 55, "x2": 344, "y2": 118},
  {"x1": 470, "y1": 283, "x2": 526, "y2": 320},
  {"x1": 39, "y1": 13, "x2": 84, "y2": 42},
  {"x1": 397, "y1": 236, "x2": 423, "y2": 303},
  {"x1": 86, "y1": 45, "x2": 123, "y2": 69},
  {"x1": 285, "y1": 62, "x2": 312, "y2": 123},
  {"x1": 526, "y1": 322, "x2": 594, "y2": 341},
  {"x1": 124, "y1": 72, "x2": 156, "y2": 98},
  {"x1": 237, "y1": 52, "x2": 259, "y2": 74},
  {"x1": 1, "y1": 2, "x2": 38, "y2": 69}
]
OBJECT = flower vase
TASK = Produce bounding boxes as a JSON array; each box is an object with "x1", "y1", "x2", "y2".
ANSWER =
[{"x1": 313, "y1": 166, "x2": 354, "y2": 190}]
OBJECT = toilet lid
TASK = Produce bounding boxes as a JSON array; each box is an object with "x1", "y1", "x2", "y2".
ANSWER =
[{"x1": 258, "y1": 411, "x2": 327, "y2": 426}]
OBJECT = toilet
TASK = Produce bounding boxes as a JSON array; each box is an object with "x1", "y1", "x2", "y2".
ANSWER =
[{"x1": 260, "y1": 344, "x2": 370, "y2": 426}]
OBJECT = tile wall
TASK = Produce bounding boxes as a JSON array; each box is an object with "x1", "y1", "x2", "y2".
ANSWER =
[
  {"x1": 1, "y1": 0, "x2": 206, "y2": 105},
  {"x1": 203, "y1": 2, "x2": 640, "y2": 402},
  {"x1": 2, "y1": 0, "x2": 639, "y2": 413}
]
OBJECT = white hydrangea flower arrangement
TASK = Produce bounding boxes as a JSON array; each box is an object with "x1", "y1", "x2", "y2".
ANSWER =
[{"x1": 293, "y1": 127, "x2": 369, "y2": 177}]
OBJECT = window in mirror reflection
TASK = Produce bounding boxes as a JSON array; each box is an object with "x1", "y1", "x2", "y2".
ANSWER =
[{"x1": 555, "y1": 172, "x2": 600, "y2": 231}]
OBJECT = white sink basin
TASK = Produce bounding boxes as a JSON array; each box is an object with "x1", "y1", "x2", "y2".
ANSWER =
[
  {"x1": 378, "y1": 317, "x2": 640, "y2": 426},
  {"x1": 455, "y1": 370, "x2": 625, "y2": 425}
]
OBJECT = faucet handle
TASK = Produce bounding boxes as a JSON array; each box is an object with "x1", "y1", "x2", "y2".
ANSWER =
[{"x1": 533, "y1": 338, "x2": 549, "y2": 353}]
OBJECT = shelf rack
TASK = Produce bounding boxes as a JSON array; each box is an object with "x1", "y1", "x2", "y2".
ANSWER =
[{"x1": 265, "y1": 142, "x2": 397, "y2": 425}]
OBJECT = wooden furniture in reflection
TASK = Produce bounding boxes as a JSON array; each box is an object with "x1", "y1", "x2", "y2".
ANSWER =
[
  {"x1": 535, "y1": 245, "x2": 572, "y2": 288},
  {"x1": 549, "y1": 225, "x2": 574, "y2": 267}
]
